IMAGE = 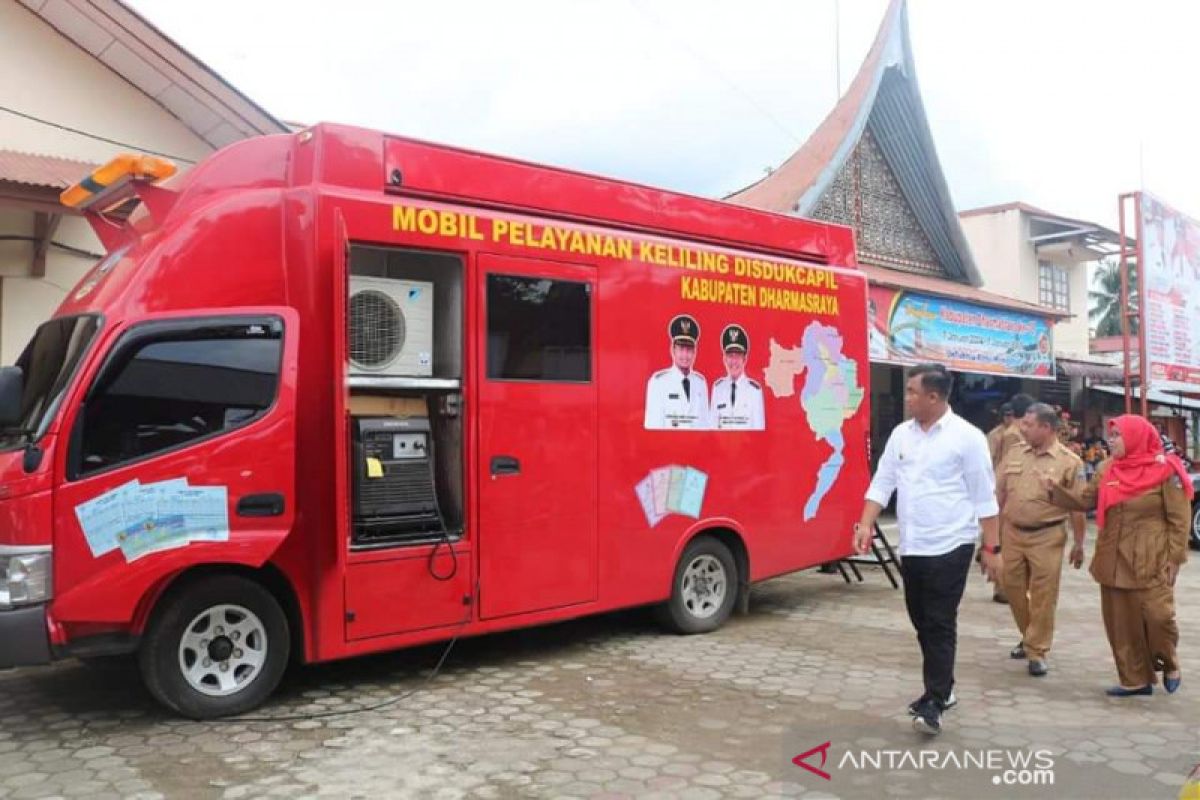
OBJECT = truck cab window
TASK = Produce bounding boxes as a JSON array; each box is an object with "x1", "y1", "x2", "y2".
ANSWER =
[
  {"x1": 486, "y1": 274, "x2": 591, "y2": 382},
  {"x1": 77, "y1": 321, "x2": 282, "y2": 476},
  {"x1": 0, "y1": 315, "x2": 100, "y2": 451}
]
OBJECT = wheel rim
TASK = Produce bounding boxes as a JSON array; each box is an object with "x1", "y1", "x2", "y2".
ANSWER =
[
  {"x1": 178, "y1": 604, "x2": 268, "y2": 697},
  {"x1": 1192, "y1": 505, "x2": 1200, "y2": 541},
  {"x1": 681, "y1": 554, "x2": 728, "y2": 620}
]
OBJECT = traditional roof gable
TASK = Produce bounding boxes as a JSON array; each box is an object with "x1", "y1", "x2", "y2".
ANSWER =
[{"x1": 727, "y1": 0, "x2": 981, "y2": 286}]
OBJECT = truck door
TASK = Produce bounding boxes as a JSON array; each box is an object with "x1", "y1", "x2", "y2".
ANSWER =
[
  {"x1": 476, "y1": 254, "x2": 597, "y2": 619},
  {"x1": 51, "y1": 311, "x2": 299, "y2": 622}
]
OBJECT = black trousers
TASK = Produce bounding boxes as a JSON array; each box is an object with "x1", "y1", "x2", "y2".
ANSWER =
[{"x1": 900, "y1": 542, "x2": 975, "y2": 705}]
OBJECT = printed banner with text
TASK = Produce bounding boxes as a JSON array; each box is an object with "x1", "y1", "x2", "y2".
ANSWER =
[
  {"x1": 868, "y1": 287, "x2": 1054, "y2": 378},
  {"x1": 1140, "y1": 192, "x2": 1200, "y2": 393}
]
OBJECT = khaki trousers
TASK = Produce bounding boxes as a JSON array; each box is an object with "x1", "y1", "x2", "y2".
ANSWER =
[
  {"x1": 1100, "y1": 583, "x2": 1180, "y2": 687},
  {"x1": 1001, "y1": 524, "x2": 1067, "y2": 660}
]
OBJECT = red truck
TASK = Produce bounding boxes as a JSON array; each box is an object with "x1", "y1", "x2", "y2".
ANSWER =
[{"x1": 0, "y1": 124, "x2": 869, "y2": 718}]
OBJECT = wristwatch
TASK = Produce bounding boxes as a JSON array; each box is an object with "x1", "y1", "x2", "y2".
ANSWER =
[{"x1": 982, "y1": 543, "x2": 1001, "y2": 555}]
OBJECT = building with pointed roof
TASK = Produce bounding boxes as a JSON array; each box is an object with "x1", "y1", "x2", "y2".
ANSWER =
[
  {"x1": 727, "y1": 0, "x2": 1068, "y2": 444},
  {"x1": 0, "y1": 0, "x2": 288, "y2": 363}
]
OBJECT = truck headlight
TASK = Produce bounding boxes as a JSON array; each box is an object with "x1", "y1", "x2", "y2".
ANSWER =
[{"x1": 0, "y1": 549, "x2": 52, "y2": 609}]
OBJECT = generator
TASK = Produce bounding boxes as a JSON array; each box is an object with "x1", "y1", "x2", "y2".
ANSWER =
[{"x1": 352, "y1": 416, "x2": 442, "y2": 543}]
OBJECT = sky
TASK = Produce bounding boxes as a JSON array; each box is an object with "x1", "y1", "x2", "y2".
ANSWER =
[{"x1": 128, "y1": 0, "x2": 1200, "y2": 231}]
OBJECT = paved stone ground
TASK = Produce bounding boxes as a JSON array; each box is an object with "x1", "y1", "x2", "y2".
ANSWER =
[{"x1": 1, "y1": 530, "x2": 1198, "y2": 799}]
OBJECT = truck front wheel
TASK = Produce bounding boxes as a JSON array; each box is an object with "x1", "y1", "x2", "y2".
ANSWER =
[
  {"x1": 139, "y1": 575, "x2": 289, "y2": 719},
  {"x1": 656, "y1": 537, "x2": 738, "y2": 634}
]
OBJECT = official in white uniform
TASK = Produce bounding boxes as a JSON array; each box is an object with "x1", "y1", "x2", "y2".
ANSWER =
[
  {"x1": 709, "y1": 323, "x2": 765, "y2": 430},
  {"x1": 644, "y1": 314, "x2": 710, "y2": 429}
]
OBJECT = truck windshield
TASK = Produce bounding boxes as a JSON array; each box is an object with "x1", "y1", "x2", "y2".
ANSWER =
[{"x1": 0, "y1": 315, "x2": 101, "y2": 451}]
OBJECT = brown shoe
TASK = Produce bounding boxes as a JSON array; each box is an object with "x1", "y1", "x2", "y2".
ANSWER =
[{"x1": 992, "y1": 589, "x2": 1009, "y2": 604}]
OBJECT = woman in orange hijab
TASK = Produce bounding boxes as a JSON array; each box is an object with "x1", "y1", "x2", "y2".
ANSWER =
[{"x1": 1044, "y1": 414, "x2": 1193, "y2": 696}]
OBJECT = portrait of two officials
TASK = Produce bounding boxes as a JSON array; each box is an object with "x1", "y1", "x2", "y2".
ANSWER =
[{"x1": 644, "y1": 314, "x2": 765, "y2": 431}]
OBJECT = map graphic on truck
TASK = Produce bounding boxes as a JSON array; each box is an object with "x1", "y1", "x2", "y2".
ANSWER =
[{"x1": 764, "y1": 321, "x2": 865, "y2": 520}]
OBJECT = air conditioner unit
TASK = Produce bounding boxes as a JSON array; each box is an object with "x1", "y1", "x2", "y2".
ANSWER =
[{"x1": 348, "y1": 277, "x2": 434, "y2": 377}]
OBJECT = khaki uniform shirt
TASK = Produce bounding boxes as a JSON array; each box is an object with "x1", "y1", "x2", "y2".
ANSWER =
[
  {"x1": 993, "y1": 422, "x2": 1024, "y2": 469},
  {"x1": 998, "y1": 440, "x2": 1084, "y2": 530},
  {"x1": 1051, "y1": 460, "x2": 1191, "y2": 589},
  {"x1": 986, "y1": 424, "x2": 1006, "y2": 465}
]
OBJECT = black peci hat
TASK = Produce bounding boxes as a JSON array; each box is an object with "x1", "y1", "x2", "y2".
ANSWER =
[
  {"x1": 721, "y1": 324, "x2": 748, "y2": 353},
  {"x1": 669, "y1": 314, "x2": 700, "y2": 345}
]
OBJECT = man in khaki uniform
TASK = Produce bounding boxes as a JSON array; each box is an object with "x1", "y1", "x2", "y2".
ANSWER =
[
  {"x1": 986, "y1": 403, "x2": 1014, "y2": 465},
  {"x1": 996, "y1": 402, "x2": 1087, "y2": 676},
  {"x1": 993, "y1": 393, "x2": 1035, "y2": 469},
  {"x1": 987, "y1": 394, "x2": 1035, "y2": 605}
]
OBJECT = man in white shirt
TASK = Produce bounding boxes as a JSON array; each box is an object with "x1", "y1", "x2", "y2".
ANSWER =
[
  {"x1": 853, "y1": 363, "x2": 1002, "y2": 737},
  {"x1": 645, "y1": 314, "x2": 710, "y2": 429},
  {"x1": 709, "y1": 323, "x2": 765, "y2": 430}
]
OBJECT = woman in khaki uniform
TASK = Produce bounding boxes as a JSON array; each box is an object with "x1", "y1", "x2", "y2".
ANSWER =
[{"x1": 1043, "y1": 414, "x2": 1193, "y2": 696}]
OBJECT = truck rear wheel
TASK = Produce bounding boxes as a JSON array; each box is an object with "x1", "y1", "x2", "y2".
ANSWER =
[
  {"x1": 139, "y1": 575, "x2": 289, "y2": 719},
  {"x1": 657, "y1": 537, "x2": 738, "y2": 634}
]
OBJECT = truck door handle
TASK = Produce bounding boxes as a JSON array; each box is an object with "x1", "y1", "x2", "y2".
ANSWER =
[
  {"x1": 237, "y1": 493, "x2": 286, "y2": 517},
  {"x1": 490, "y1": 455, "x2": 520, "y2": 477}
]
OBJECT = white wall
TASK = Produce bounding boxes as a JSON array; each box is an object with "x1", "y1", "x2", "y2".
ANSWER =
[
  {"x1": 0, "y1": 216, "x2": 96, "y2": 364},
  {"x1": 0, "y1": 1, "x2": 214, "y2": 364},
  {"x1": 1055, "y1": 262, "x2": 1091, "y2": 359},
  {"x1": 961, "y1": 210, "x2": 1025, "y2": 299},
  {"x1": 962, "y1": 208, "x2": 1094, "y2": 360},
  {"x1": 0, "y1": 3, "x2": 212, "y2": 164}
]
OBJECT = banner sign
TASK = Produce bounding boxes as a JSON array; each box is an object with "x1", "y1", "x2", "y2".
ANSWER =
[
  {"x1": 1140, "y1": 192, "x2": 1200, "y2": 393},
  {"x1": 868, "y1": 287, "x2": 1054, "y2": 378}
]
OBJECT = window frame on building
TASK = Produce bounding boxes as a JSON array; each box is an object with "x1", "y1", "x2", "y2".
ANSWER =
[{"x1": 1038, "y1": 261, "x2": 1070, "y2": 312}]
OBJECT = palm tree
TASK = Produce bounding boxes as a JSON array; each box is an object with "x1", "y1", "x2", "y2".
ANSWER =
[{"x1": 1090, "y1": 258, "x2": 1138, "y2": 337}]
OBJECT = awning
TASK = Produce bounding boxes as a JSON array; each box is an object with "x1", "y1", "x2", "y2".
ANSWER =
[
  {"x1": 1057, "y1": 357, "x2": 1124, "y2": 381},
  {"x1": 1090, "y1": 384, "x2": 1200, "y2": 412},
  {"x1": 0, "y1": 150, "x2": 98, "y2": 190}
]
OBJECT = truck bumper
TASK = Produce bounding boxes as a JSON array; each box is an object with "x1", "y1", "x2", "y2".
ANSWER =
[{"x1": 0, "y1": 605, "x2": 51, "y2": 669}]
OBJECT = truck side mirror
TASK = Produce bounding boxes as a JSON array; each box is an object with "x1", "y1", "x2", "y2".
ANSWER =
[{"x1": 0, "y1": 366, "x2": 24, "y2": 427}]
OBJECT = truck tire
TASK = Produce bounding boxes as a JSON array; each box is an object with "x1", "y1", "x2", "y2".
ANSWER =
[
  {"x1": 656, "y1": 537, "x2": 738, "y2": 635},
  {"x1": 139, "y1": 575, "x2": 289, "y2": 719},
  {"x1": 1191, "y1": 501, "x2": 1200, "y2": 551}
]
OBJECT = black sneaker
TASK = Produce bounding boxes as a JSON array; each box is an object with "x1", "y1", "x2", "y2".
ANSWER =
[
  {"x1": 1028, "y1": 660, "x2": 1048, "y2": 677},
  {"x1": 1010, "y1": 643, "x2": 1026, "y2": 660},
  {"x1": 912, "y1": 701, "x2": 942, "y2": 736},
  {"x1": 907, "y1": 690, "x2": 957, "y2": 716}
]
